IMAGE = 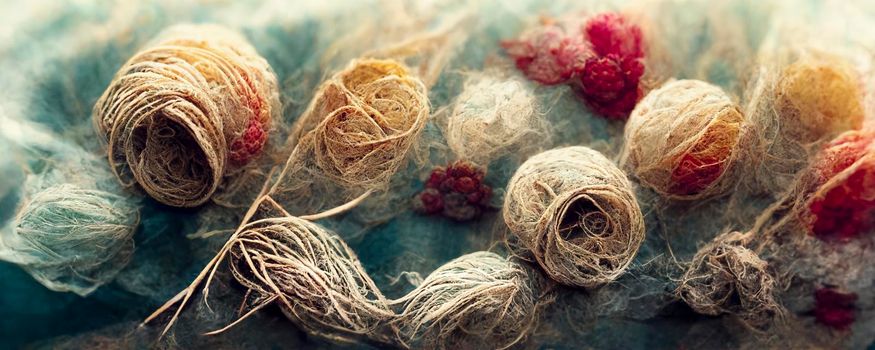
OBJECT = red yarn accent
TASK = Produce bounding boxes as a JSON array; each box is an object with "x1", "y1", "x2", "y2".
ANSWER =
[
  {"x1": 808, "y1": 132, "x2": 875, "y2": 241},
  {"x1": 670, "y1": 152, "x2": 726, "y2": 196},
  {"x1": 229, "y1": 121, "x2": 268, "y2": 165},
  {"x1": 229, "y1": 72, "x2": 269, "y2": 165},
  {"x1": 814, "y1": 287, "x2": 857, "y2": 331},
  {"x1": 415, "y1": 160, "x2": 492, "y2": 221},
  {"x1": 502, "y1": 24, "x2": 588, "y2": 85}
]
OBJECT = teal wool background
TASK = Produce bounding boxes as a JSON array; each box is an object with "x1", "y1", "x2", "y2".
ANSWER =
[{"x1": 1, "y1": 0, "x2": 875, "y2": 349}]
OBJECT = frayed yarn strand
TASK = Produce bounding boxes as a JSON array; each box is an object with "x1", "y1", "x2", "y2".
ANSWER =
[
  {"x1": 503, "y1": 146, "x2": 645, "y2": 288},
  {"x1": 621, "y1": 79, "x2": 747, "y2": 200},
  {"x1": 392, "y1": 252, "x2": 549, "y2": 350},
  {"x1": 93, "y1": 24, "x2": 280, "y2": 207},
  {"x1": 677, "y1": 231, "x2": 784, "y2": 332},
  {"x1": 0, "y1": 183, "x2": 139, "y2": 296},
  {"x1": 226, "y1": 216, "x2": 396, "y2": 345}
]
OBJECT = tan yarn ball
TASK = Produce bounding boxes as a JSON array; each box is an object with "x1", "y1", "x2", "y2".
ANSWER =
[
  {"x1": 93, "y1": 24, "x2": 280, "y2": 207},
  {"x1": 503, "y1": 146, "x2": 645, "y2": 288},
  {"x1": 775, "y1": 56, "x2": 864, "y2": 143},
  {"x1": 286, "y1": 58, "x2": 429, "y2": 191},
  {"x1": 621, "y1": 79, "x2": 746, "y2": 200}
]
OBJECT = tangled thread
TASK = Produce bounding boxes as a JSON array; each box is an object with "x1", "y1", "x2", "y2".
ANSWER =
[
  {"x1": 392, "y1": 251, "x2": 548, "y2": 350},
  {"x1": 213, "y1": 217, "x2": 549, "y2": 348},
  {"x1": 503, "y1": 12, "x2": 645, "y2": 119},
  {"x1": 0, "y1": 183, "x2": 138, "y2": 296},
  {"x1": 414, "y1": 160, "x2": 492, "y2": 221},
  {"x1": 677, "y1": 231, "x2": 783, "y2": 331},
  {"x1": 93, "y1": 24, "x2": 280, "y2": 207},
  {"x1": 445, "y1": 74, "x2": 547, "y2": 165},
  {"x1": 503, "y1": 146, "x2": 645, "y2": 288},
  {"x1": 227, "y1": 216, "x2": 396, "y2": 345},
  {"x1": 621, "y1": 79, "x2": 746, "y2": 200}
]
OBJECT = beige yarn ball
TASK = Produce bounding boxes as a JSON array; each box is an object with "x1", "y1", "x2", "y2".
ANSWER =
[
  {"x1": 503, "y1": 146, "x2": 645, "y2": 288},
  {"x1": 93, "y1": 24, "x2": 280, "y2": 207},
  {"x1": 620, "y1": 79, "x2": 747, "y2": 200}
]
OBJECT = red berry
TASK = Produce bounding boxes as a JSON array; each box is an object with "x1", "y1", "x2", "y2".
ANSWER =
[
  {"x1": 807, "y1": 131, "x2": 875, "y2": 241},
  {"x1": 814, "y1": 287, "x2": 857, "y2": 331},
  {"x1": 453, "y1": 176, "x2": 478, "y2": 194},
  {"x1": 584, "y1": 12, "x2": 644, "y2": 58},
  {"x1": 418, "y1": 188, "x2": 444, "y2": 214},
  {"x1": 416, "y1": 160, "x2": 493, "y2": 221},
  {"x1": 574, "y1": 55, "x2": 642, "y2": 119},
  {"x1": 426, "y1": 167, "x2": 447, "y2": 189},
  {"x1": 502, "y1": 24, "x2": 588, "y2": 85}
]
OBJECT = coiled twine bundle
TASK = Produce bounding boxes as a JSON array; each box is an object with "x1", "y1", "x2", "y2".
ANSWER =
[
  {"x1": 393, "y1": 252, "x2": 545, "y2": 349},
  {"x1": 445, "y1": 75, "x2": 546, "y2": 165},
  {"x1": 228, "y1": 217, "x2": 394, "y2": 344},
  {"x1": 93, "y1": 24, "x2": 280, "y2": 207},
  {"x1": 287, "y1": 58, "x2": 429, "y2": 191},
  {"x1": 621, "y1": 79, "x2": 746, "y2": 200},
  {"x1": 0, "y1": 184, "x2": 138, "y2": 296},
  {"x1": 503, "y1": 146, "x2": 645, "y2": 288},
  {"x1": 677, "y1": 232, "x2": 783, "y2": 331}
]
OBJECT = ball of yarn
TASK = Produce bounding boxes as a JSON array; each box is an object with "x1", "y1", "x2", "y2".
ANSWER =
[
  {"x1": 0, "y1": 183, "x2": 138, "y2": 296},
  {"x1": 445, "y1": 75, "x2": 547, "y2": 165},
  {"x1": 775, "y1": 56, "x2": 864, "y2": 144},
  {"x1": 392, "y1": 251, "x2": 546, "y2": 349},
  {"x1": 677, "y1": 232, "x2": 783, "y2": 331},
  {"x1": 228, "y1": 216, "x2": 394, "y2": 345},
  {"x1": 93, "y1": 24, "x2": 280, "y2": 207},
  {"x1": 621, "y1": 79, "x2": 746, "y2": 200},
  {"x1": 503, "y1": 146, "x2": 645, "y2": 288},
  {"x1": 288, "y1": 58, "x2": 429, "y2": 191}
]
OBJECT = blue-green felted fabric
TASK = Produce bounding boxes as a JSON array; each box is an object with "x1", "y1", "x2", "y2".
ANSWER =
[{"x1": 1, "y1": 1, "x2": 874, "y2": 349}]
